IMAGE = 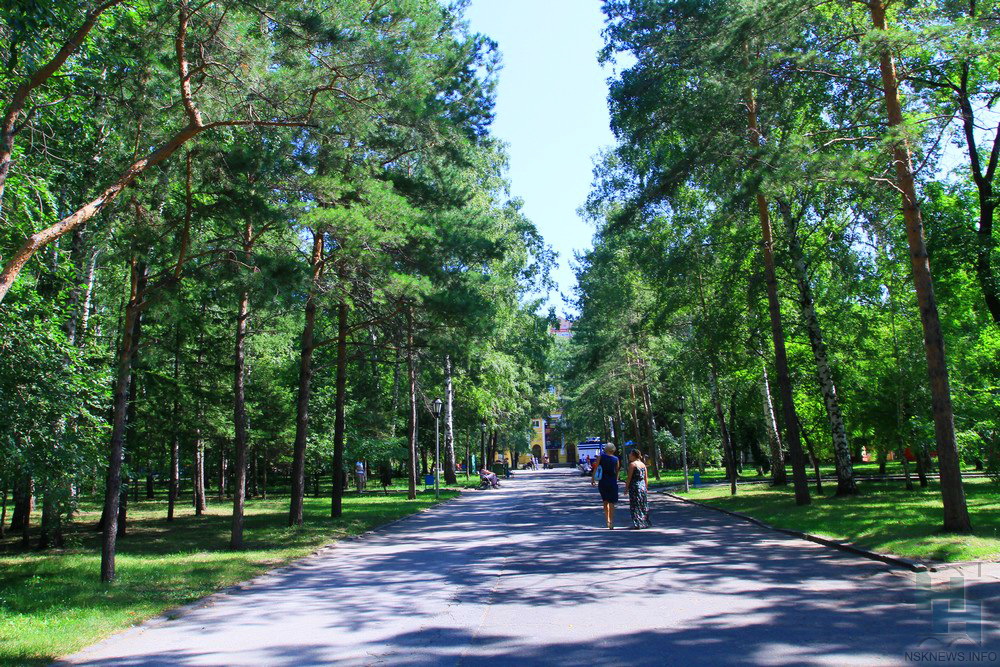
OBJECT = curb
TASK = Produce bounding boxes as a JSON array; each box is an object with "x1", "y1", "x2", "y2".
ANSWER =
[{"x1": 663, "y1": 491, "x2": 929, "y2": 573}]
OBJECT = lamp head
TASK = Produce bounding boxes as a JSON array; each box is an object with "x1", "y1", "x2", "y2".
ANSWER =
[{"x1": 431, "y1": 398, "x2": 443, "y2": 418}]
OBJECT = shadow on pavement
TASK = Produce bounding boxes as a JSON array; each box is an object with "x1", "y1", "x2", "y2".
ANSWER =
[{"x1": 64, "y1": 469, "x2": 1000, "y2": 666}]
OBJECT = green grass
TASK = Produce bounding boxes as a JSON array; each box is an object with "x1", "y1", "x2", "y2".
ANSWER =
[
  {"x1": 674, "y1": 477, "x2": 1000, "y2": 563},
  {"x1": 0, "y1": 489, "x2": 457, "y2": 665}
]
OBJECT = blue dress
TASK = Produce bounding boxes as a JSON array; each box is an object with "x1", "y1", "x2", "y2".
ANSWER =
[{"x1": 596, "y1": 454, "x2": 619, "y2": 503}]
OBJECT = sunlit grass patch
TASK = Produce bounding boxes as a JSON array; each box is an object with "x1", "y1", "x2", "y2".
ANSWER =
[{"x1": 676, "y1": 477, "x2": 1000, "y2": 563}]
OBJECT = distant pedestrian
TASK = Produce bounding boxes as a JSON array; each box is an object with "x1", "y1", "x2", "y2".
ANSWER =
[
  {"x1": 626, "y1": 450, "x2": 651, "y2": 529},
  {"x1": 542, "y1": 454, "x2": 549, "y2": 470},
  {"x1": 355, "y1": 461, "x2": 367, "y2": 493},
  {"x1": 591, "y1": 443, "x2": 620, "y2": 529}
]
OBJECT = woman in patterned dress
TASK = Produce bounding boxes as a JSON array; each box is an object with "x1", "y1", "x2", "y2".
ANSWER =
[{"x1": 626, "y1": 449, "x2": 651, "y2": 529}]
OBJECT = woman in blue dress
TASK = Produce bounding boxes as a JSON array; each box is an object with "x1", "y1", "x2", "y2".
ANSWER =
[{"x1": 591, "y1": 443, "x2": 621, "y2": 529}]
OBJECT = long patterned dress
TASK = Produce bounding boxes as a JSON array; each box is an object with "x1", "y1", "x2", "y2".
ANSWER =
[{"x1": 629, "y1": 464, "x2": 651, "y2": 528}]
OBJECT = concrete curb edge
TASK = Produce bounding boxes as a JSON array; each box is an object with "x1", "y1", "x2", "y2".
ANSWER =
[{"x1": 662, "y1": 491, "x2": 929, "y2": 573}]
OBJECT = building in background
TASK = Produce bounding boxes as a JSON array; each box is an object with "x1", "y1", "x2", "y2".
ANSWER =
[
  {"x1": 521, "y1": 318, "x2": 573, "y2": 465},
  {"x1": 550, "y1": 317, "x2": 574, "y2": 338}
]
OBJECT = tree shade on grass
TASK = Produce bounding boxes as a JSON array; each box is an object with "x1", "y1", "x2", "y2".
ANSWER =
[
  {"x1": 677, "y1": 478, "x2": 1000, "y2": 563},
  {"x1": 0, "y1": 492, "x2": 455, "y2": 665}
]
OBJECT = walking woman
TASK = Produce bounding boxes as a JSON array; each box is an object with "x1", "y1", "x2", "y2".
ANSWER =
[
  {"x1": 591, "y1": 443, "x2": 620, "y2": 529},
  {"x1": 626, "y1": 449, "x2": 651, "y2": 529}
]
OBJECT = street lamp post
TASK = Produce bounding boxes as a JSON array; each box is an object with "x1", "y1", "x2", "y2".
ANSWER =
[{"x1": 432, "y1": 398, "x2": 443, "y2": 498}]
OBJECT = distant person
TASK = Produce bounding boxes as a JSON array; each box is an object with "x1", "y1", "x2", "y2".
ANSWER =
[
  {"x1": 591, "y1": 443, "x2": 620, "y2": 529},
  {"x1": 626, "y1": 450, "x2": 651, "y2": 529},
  {"x1": 355, "y1": 461, "x2": 366, "y2": 493},
  {"x1": 542, "y1": 454, "x2": 549, "y2": 470}
]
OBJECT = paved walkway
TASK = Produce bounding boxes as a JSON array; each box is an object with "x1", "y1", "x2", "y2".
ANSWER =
[{"x1": 63, "y1": 469, "x2": 999, "y2": 666}]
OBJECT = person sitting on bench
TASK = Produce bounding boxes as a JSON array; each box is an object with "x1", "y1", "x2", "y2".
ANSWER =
[{"x1": 479, "y1": 467, "x2": 500, "y2": 488}]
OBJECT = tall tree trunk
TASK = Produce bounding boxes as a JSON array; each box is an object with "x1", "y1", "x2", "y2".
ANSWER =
[
  {"x1": 290, "y1": 230, "x2": 324, "y2": 526},
  {"x1": 65, "y1": 228, "x2": 86, "y2": 346},
  {"x1": 78, "y1": 248, "x2": 100, "y2": 341},
  {"x1": 261, "y1": 446, "x2": 268, "y2": 499},
  {"x1": 778, "y1": 201, "x2": 856, "y2": 495},
  {"x1": 728, "y1": 392, "x2": 742, "y2": 474},
  {"x1": 443, "y1": 355, "x2": 457, "y2": 484},
  {"x1": 613, "y1": 401, "x2": 625, "y2": 453},
  {"x1": 193, "y1": 429, "x2": 205, "y2": 514},
  {"x1": 628, "y1": 383, "x2": 642, "y2": 453},
  {"x1": 10, "y1": 474, "x2": 32, "y2": 533},
  {"x1": 406, "y1": 307, "x2": 418, "y2": 500},
  {"x1": 479, "y1": 425, "x2": 487, "y2": 472},
  {"x1": 217, "y1": 449, "x2": 227, "y2": 500},
  {"x1": 389, "y1": 348, "x2": 401, "y2": 439},
  {"x1": 636, "y1": 356, "x2": 661, "y2": 479},
  {"x1": 11, "y1": 475, "x2": 33, "y2": 548},
  {"x1": 952, "y1": 35, "x2": 1000, "y2": 323},
  {"x1": 465, "y1": 427, "x2": 472, "y2": 477},
  {"x1": 117, "y1": 261, "x2": 145, "y2": 542},
  {"x1": 168, "y1": 333, "x2": 181, "y2": 521},
  {"x1": 249, "y1": 446, "x2": 258, "y2": 499},
  {"x1": 191, "y1": 303, "x2": 207, "y2": 515},
  {"x1": 869, "y1": 0, "x2": 971, "y2": 532},
  {"x1": 100, "y1": 257, "x2": 145, "y2": 582},
  {"x1": 914, "y1": 446, "x2": 930, "y2": 488},
  {"x1": 331, "y1": 299, "x2": 349, "y2": 518},
  {"x1": 971, "y1": 162, "x2": 999, "y2": 322},
  {"x1": 640, "y1": 380, "x2": 661, "y2": 479},
  {"x1": 760, "y1": 361, "x2": 786, "y2": 485},
  {"x1": 746, "y1": 91, "x2": 810, "y2": 506},
  {"x1": 230, "y1": 222, "x2": 252, "y2": 549},
  {"x1": 799, "y1": 420, "x2": 824, "y2": 495},
  {"x1": 709, "y1": 365, "x2": 738, "y2": 496},
  {"x1": 0, "y1": 483, "x2": 7, "y2": 539}
]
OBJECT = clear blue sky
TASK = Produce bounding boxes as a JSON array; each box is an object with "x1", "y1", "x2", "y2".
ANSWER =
[{"x1": 463, "y1": 0, "x2": 617, "y2": 315}]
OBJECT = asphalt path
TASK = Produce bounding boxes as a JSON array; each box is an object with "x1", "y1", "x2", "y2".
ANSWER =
[{"x1": 62, "y1": 468, "x2": 1000, "y2": 666}]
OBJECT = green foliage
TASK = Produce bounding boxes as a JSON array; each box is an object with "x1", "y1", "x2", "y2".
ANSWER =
[{"x1": 0, "y1": 0, "x2": 551, "y2": 584}]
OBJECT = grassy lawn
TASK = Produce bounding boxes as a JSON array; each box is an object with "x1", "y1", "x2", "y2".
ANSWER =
[
  {"x1": 0, "y1": 489, "x2": 457, "y2": 665},
  {"x1": 673, "y1": 477, "x2": 1000, "y2": 563},
  {"x1": 647, "y1": 461, "x2": 984, "y2": 490}
]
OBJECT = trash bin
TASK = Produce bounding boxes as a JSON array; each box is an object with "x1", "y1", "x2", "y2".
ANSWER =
[
  {"x1": 693, "y1": 472, "x2": 701, "y2": 486},
  {"x1": 491, "y1": 463, "x2": 504, "y2": 477}
]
